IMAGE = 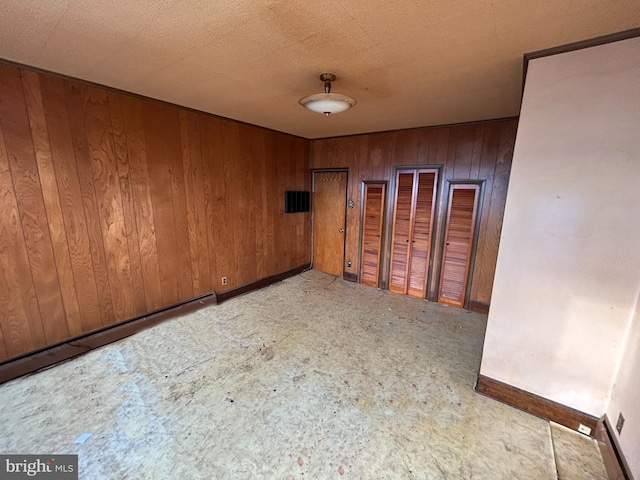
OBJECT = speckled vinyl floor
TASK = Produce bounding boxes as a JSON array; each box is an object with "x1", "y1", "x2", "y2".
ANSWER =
[
  {"x1": 550, "y1": 423, "x2": 607, "y2": 480},
  {"x1": 0, "y1": 270, "x2": 606, "y2": 479}
]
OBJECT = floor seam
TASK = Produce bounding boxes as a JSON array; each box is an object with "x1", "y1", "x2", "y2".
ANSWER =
[{"x1": 549, "y1": 421, "x2": 561, "y2": 480}]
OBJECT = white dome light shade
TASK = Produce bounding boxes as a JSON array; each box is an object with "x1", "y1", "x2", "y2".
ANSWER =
[
  {"x1": 299, "y1": 93, "x2": 357, "y2": 115},
  {"x1": 299, "y1": 73, "x2": 357, "y2": 116}
]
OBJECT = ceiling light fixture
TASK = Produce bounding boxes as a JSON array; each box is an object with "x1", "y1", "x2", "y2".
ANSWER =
[{"x1": 299, "y1": 73, "x2": 356, "y2": 116}]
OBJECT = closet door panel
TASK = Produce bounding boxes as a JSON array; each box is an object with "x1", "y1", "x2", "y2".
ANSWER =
[
  {"x1": 407, "y1": 171, "x2": 437, "y2": 297},
  {"x1": 360, "y1": 182, "x2": 386, "y2": 287},
  {"x1": 389, "y1": 172, "x2": 414, "y2": 293},
  {"x1": 439, "y1": 185, "x2": 479, "y2": 307}
]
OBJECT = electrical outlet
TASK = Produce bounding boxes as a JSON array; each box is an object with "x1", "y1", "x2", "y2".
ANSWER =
[
  {"x1": 578, "y1": 424, "x2": 592, "y2": 436},
  {"x1": 616, "y1": 413, "x2": 625, "y2": 434},
  {"x1": 222, "y1": 276, "x2": 227, "y2": 285}
]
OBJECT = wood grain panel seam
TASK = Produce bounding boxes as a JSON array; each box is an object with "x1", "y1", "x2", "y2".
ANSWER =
[
  {"x1": 22, "y1": 70, "x2": 78, "y2": 339},
  {"x1": 70, "y1": 82, "x2": 117, "y2": 326},
  {"x1": 85, "y1": 87, "x2": 135, "y2": 321},
  {"x1": 108, "y1": 92, "x2": 148, "y2": 314},
  {"x1": 2, "y1": 66, "x2": 50, "y2": 348},
  {"x1": 0, "y1": 125, "x2": 43, "y2": 355},
  {"x1": 63, "y1": 79, "x2": 113, "y2": 328},
  {"x1": 44, "y1": 77, "x2": 103, "y2": 334}
]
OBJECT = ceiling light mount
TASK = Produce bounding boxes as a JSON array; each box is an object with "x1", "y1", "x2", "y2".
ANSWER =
[
  {"x1": 320, "y1": 73, "x2": 336, "y2": 93},
  {"x1": 299, "y1": 73, "x2": 356, "y2": 116}
]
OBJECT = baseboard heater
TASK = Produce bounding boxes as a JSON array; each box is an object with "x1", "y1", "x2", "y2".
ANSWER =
[
  {"x1": 0, "y1": 292, "x2": 217, "y2": 385},
  {"x1": 0, "y1": 263, "x2": 310, "y2": 385}
]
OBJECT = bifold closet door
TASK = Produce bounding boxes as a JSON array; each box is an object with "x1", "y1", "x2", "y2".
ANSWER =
[
  {"x1": 389, "y1": 169, "x2": 437, "y2": 298},
  {"x1": 438, "y1": 184, "x2": 480, "y2": 308},
  {"x1": 360, "y1": 182, "x2": 386, "y2": 287},
  {"x1": 389, "y1": 172, "x2": 414, "y2": 293}
]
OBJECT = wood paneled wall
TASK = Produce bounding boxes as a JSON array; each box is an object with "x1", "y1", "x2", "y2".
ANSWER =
[
  {"x1": 0, "y1": 63, "x2": 310, "y2": 362},
  {"x1": 310, "y1": 119, "x2": 517, "y2": 305}
]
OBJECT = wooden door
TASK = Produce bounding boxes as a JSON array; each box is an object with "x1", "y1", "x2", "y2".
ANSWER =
[
  {"x1": 389, "y1": 169, "x2": 438, "y2": 298},
  {"x1": 438, "y1": 184, "x2": 480, "y2": 308},
  {"x1": 360, "y1": 182, "x2": 386, "y2": 287},
  {"x1": 313, "y1": 171, "x2": 347, "y2": 276},
  {"x1": 389, "y1": 172, "x2": 415, "y2": 293},
  {"x1": 407, "y1": 171, "x2": 436, "y2": 297}
]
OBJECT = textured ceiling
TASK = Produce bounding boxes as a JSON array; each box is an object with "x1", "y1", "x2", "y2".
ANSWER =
[{"x1": 0, "y1": 0, "x2": 638, "y2": 139}]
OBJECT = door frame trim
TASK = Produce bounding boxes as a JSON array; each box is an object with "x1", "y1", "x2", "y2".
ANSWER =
[
  {"x1": 435, "y1": 179, "x2": 485, "y2": 309},
  {"x1": 311, "y1": 168, "x2": 349, "y2": 276}
]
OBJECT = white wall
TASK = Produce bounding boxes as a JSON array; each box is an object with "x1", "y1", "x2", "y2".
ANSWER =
[
  {"x1": 607, "y1": 296, "x2": 640, "y2": 478},
  {"x1": 480, "y1": 35, "x2": 640, "y2": 421}
]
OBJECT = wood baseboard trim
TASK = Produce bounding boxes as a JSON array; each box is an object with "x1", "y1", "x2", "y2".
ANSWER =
[
  {"x1": 0, "y1": 292, "x2": 218, "y2": 385},
  {"x1": 216, "y1": 264, "x2": 310, "y2": 303},
  {"x1": 596, "y1": 415, "x2": 633, "y2": 480},
  {"x1": 343, "y1": 271, "x2": 358, "y2": 283},
  {"x1": 475, "y1": 374, "x2": 598, "y2": 435},
  {"x1": 468, "y1": 300, "x2": 490, "y2": 313}
]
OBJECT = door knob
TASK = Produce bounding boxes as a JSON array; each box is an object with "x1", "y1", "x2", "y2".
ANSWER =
[{"x1": 339, "y1": 228, "x2": 344, "y2": 233}]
